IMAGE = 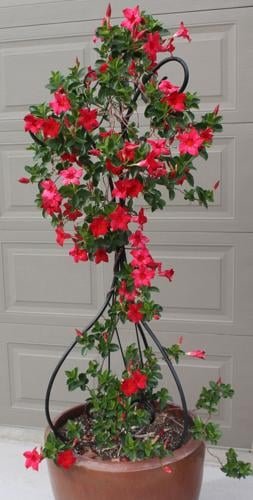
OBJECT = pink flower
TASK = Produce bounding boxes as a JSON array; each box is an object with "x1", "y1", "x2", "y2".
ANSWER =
[
  {"x1": 18, "y1": 177, "x2": 30, "y2": 184},
  {"x1": 60, "y1": 166, "x2": 83, "y2": 185},
  {"x1": 55, "y1": 226, "x2": 72, "y2": 246},
  {"x1": 69, "y1": 245, "x2": 89, "y2": 263},
  {"x1": 132, "y1": 266, "x2": 155, "y2": 287},
  {"x1": 56, "y1": 450, "x2": 76, "y2": 469},
  {"x1": 174, "y1": 22, "x2": 191, "y2": 42},
  {"x1": 49, "y1": 89, "x2": 71, "y2": 114},
  {"x1": 23, "y1": 448, "x2": 43, "y2": 471},
  {"x1": 147, "y1": 138, "x2": 170, "y2": 156},
  {"x1": 121, "y1": 6, "x2": 141, "y2": 31},
  {"x1": 158, "y1": 80, "x2": 179, "y2": 95},
  {"x1": 109, "y1": 206, "x2": 131, "y2": 231},
  {"x1": 24, "y1": 114, "x2": 44, "y2": 133},
  {"x1": 94, "y1": 248, "x2": 109, "y2": 264},
  {"x1": 129, "y1": 230, "x2": 149, "y2": 247},
  {"x1": 78, "y1": 108, "x2": 99, "y2": 131},
  {"x1": 186, "y1": 350, "x2": 206, "y2": 360},
  {"x1": 90, "y1": 215, "x2": 109, "y2": 237},
  {"x1": 177, "y1": 128, "x2": 204, "y2": 156},
  {"x1": 42, "y1": 118, "x2": 60, "y2": 139},
  {"x1": 163, "y1": 92, "x2": 186, "y2": 112}
]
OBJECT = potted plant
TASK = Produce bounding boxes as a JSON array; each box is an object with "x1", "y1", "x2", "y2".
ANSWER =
[{"x1": 21, "y1": 5, "x2": 252, "y2": 500}]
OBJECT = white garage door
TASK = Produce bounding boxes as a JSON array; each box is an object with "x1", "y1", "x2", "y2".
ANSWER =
[{"x1": 0, "y1": 0, "x2": 252, "y2": 448}]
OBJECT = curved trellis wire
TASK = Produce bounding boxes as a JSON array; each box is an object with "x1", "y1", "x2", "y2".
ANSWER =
[{"x1": 29, "y1": 56, "x2": 190, "y2": 447}]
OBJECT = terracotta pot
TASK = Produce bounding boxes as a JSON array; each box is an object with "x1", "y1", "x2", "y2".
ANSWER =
[{"x1": 46, "y1": 404, "x2": 205, "y2": 500}]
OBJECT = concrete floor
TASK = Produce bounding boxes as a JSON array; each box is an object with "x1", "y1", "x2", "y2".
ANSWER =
[{"x1": 0, "y1": 438, "x2": 252, "y2": 500}]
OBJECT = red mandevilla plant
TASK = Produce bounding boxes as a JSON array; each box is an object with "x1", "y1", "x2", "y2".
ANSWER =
[{"x1": 22, "y1": 4, "x2": 252, "y2": 480}]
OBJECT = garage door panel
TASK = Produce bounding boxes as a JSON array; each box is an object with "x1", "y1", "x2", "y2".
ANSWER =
[{"x1": 0, "y1": 1, "x2": 252, "y2": 448}]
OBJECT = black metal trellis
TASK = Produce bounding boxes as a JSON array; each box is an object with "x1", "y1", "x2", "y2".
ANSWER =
[{"x1": 29, "y1": 56, "x2": 190, "y2": 447}]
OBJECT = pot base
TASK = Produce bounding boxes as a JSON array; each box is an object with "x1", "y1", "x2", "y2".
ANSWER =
[{"x1": 47, "y1": 405, "x2": 205, "y2": 500}]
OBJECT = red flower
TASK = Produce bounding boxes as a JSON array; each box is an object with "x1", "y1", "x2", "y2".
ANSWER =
[
  {"x1": 18, "y1": 177, "x2": 30, "y2": 184},
  {"x1": 94, "y1": 248, "x2": 109, "y2": 264},
  {"x1": 41, "y1": 179, "x2": 62, "y2": 215},
  {"x1": 121, "y1": 6, "x2": 141, "y2": 31},
  {"x1": 69, "y1": 245, "x2": 89, "y2": 263},
  {"x1": 105, "y1": 159, "x2": 124, "y2": 176},
  {"x1": 23, "y1": 447, "x2": 43, "y2": 471},
  {"x1": 42, "y1": 118, "x2": 60, "y2": 139},
  {"x1": 85, "y1": 66, "x2": 97, "y2": 81},
  {"x1": 163, "y1": 465, "x2": 173, "y2": 474},
  {"x1": 117, "y1": 141, "x2": 139, "y2": 162},
  {"x1": 56, "y1": 449, "x2": 76, "y2": 469},
  {"x1": 132, "y1": 266, "x2": 155, "y2": 288},
  {"x1": 200, "y1": 127, "x2": 213, "y2": 143},
  {"x1": 143, "y1": 32, "x2": 164, "y2": 63},
  {"x1": 128, "y1": 60, "x2": 137, "y2": 76},
  {"x1": 174, "y1": 22, "x2": 191, "y2": 42},
  {"x1": 49, "y1": 89, "x2": 71, "y2": 114},
  {"x1": 127, "y1": 303, "x2": 144, "y2": 323},
  {"x1": 186, "y1": 350, "x2": 206, "y2": 360},
  {"x1": 118, "y1": 280, "x2": 137, "y2": 301},
  {"x1": 129, "y1": 230, "x2": 149, "y2": 247},
  {"x1": 158, "y1": 80, "x2": 179, "y2": 95},
  {"x1": 90, "y1": 215, "x2": 109, "y2": 237},
  {"x1": 163, "y1": 92, "x2": 186, "y2": 112},
  {"x1": 131, "y1": 208, "x2": 147, "y2": 229},
  {"x1": 213, "y1": 180, "x2": 220, "y2": 191},
  {"x1": 99, "y1": 62, "x2": 109, "y2": 73},
  {"x1": 78, "y1": 108, "x2": 99, "y2": 131},
  {"x1": 61, "y1": 153, "x2": 78, "y2": 163},
  {"x1": 147, "y1": 138, "x2": 170, "y2": 156},
  {"x1": 130, "y1": 247, "x2": 153, "y2": 267},
  {"x1": 63, "y1": 202, "x2": 82, "y2": 221},
  {"x1": 55, "y1": 226, "x2": 72, "y2": 247},
  {"x1": 132, "y1": 369, "x2": 148, "y2": 389},
  {"x1": 177, "y1": 128, "x2": 204, "y2": 156},
  {"x1": 158, "y1": 268, "x2": 175, "y2": 281},
  {"x1": 112, "y1": 178, "x2": 143, "y2": 199},
  {"x1": 89, "y1": 148, "x2": 101, "y2": 157},
  {"x1": 109, "y1": 206, "x2": 131, "y2": 231},
  {"x1": 24, "y1": 114, "x2": 44, "y2": 133},
  {"x1": 138, "y1": 152, "x2": 167, "y2": 178},
  {"x1": 120, "y1": 377, "x2": 138, "y2": 397}
]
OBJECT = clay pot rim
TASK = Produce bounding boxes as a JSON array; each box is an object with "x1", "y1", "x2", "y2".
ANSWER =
[{"x1": 46, "y1": 404, "x2": 204, "y2": 473}]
